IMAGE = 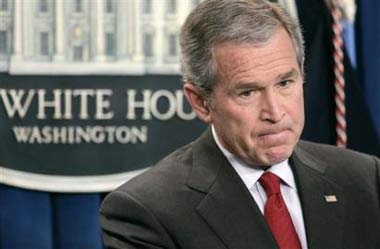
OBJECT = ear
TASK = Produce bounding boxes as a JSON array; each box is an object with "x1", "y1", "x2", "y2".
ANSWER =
[{"x1": 183, "y1": 83, "x2": 212, "y2": 124}]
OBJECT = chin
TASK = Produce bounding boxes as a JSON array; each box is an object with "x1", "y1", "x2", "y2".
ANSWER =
[
  {"x1": 266, "y1": 155, "x2": 288, "y2": 165},
  {"x1": 264, "y1": 146, "x2": 292, "y2": 165}
]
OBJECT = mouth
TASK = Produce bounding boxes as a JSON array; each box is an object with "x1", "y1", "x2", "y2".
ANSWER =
[{"x1": 257, "y1": 129, "x2": 290, "y2": 145}]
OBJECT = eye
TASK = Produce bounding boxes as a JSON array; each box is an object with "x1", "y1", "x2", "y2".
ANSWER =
[
  {"x1": 277, "y1": 79, "x2": 294, "y2": 88},
  {"x1": 238, "y1": 89, "x2": 254, "y2": 97}
]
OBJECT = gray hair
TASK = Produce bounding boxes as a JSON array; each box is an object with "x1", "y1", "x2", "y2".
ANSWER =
[{"x1": 180, "y1": 0, "x2": 304, "y2": 97}]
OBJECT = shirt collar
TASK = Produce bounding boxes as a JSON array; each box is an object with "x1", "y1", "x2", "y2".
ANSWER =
[{"x1": 211, "y1": 125, "x2": 297, "y2": 191}]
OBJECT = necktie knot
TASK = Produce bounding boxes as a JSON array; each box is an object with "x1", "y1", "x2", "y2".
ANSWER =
[{"x1": 259, "y1": 171, "x2": 281, "y2": 196}]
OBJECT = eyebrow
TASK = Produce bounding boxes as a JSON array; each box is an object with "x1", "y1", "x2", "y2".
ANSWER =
[
  {"x1": 276, "y1": 68, "x2": 299, "y2": 81},
  {"x1": 232, "y1": 82, "x2": 262, "y2": 90},
  {"x1": 231, "y1": 68, "x2": 300, "y2": 90}
]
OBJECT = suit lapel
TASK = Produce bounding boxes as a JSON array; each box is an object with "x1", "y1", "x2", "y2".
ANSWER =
[
  {"x1": 291, "y1": 144, "x2": 345, "y2": 249},
  {"x1": 187, "y1": 129, "x2": 278, "y2": 249},
  {"x1": 187, "y1": 130, "x2": 345, "y2": 249}
]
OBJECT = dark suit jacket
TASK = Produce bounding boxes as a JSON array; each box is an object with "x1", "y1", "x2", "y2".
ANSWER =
[{"x1": 100, "y1": 129, "x2": 380, "y2": 249}]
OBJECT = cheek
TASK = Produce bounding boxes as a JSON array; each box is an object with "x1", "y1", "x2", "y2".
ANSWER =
[
  {"x1": 288, "y1": 89, "x2": 304, "y2": 121},
  {"x1": 231, "y1": 110, "x2": 258, "y2": 131},
  {"x1": 214, "y1": 109, "x2": 258, "y2": 144},
  {"x1": 296, "y1": 95, "x2": 305, "y2": 124}
]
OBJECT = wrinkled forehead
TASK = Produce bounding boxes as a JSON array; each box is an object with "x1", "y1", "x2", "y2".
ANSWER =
[{"x1": 211, "y1": 28, "x2": 300, "y2": 81}]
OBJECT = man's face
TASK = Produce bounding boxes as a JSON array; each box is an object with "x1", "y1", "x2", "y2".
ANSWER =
[{"x1": 209, "y1": 28, "x2": 304, "y2": 166}]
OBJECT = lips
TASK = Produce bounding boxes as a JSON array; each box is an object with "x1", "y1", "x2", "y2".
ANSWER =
[{"x1": 257, "y1": 129, "x2": 291, "y2": 145}]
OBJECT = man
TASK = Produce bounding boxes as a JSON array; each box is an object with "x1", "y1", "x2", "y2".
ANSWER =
[{"x1": 100, "y1": 0, "x2": 380, "y2": 248}]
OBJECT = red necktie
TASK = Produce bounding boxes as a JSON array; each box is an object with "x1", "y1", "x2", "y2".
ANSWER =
[{"x1": 259, "y1": 172, "x2": 301, "y2": 249}]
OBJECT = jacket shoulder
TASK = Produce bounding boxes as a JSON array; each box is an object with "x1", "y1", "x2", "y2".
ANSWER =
[
  {"x1": 116, "y1": 142, "x2": 194, "y2": 195},
  {"x1": 296, "y1": 140, "x2": 380, "y2": 184},
  {"x1": 297, "y1": 140, "x2": 378, "y2": 163}
]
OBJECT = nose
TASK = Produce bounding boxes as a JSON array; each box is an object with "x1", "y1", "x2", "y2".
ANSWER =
[{"x1": 259, "y1": 90, "x2": 285, "y2": 123}]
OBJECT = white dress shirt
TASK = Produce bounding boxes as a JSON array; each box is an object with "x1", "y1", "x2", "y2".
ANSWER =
[{"x1": 212, "y1": 126, "x2": 308, "y2": 249}]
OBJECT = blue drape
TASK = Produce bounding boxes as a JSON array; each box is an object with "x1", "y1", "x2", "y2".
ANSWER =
[
  {"x1": 297, "y1": 0, "x2": 380, "y2": 155},
  {"x1": 356, "y1": 0, "x2": 380, "y2": 139},
  {"x1": 0, "y1": 184, "x2": 104, "y2": 249}
]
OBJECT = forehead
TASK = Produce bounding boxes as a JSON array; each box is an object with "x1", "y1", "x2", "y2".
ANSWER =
[{"x1": 213, "y1": 28, "x2": 299, "y2": 84}]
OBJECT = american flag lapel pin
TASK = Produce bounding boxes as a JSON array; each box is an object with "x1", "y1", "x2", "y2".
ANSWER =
[{"x1": 324, "y1": 195, "x2": 338, "y2": 203}]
